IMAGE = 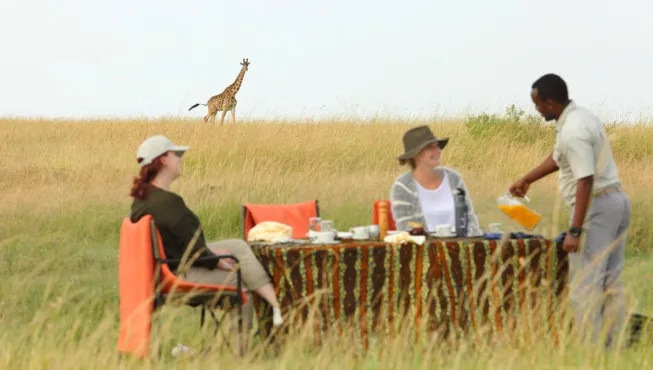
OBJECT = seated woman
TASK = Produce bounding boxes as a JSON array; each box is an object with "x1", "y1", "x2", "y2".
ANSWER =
[
  {"x1": 390, "y1": 125, "x2": 483, "y2": 236},
  {"x1": 128, "y1": 135, "x2": 284, "y2": 336}
]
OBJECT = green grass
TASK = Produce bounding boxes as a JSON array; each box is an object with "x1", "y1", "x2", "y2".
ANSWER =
[{"x1": 1, "y1": 114, "x2": 652, "y2": 369}]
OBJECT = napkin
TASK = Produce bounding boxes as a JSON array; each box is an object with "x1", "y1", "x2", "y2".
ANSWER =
[
  {"x1": 483, "y1": 232, "x2": 544, "y2": 240},
  {"x1": 247, "y1": 221, "x2": 293, "y2": 243},
  {"x1": 383, "y1": 231, "x2": 426, "y2": 245}
]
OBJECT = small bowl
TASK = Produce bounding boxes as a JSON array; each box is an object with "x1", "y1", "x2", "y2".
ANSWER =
[{"x1": 409, "y1": 227, "x2": 425, "y2": 236}]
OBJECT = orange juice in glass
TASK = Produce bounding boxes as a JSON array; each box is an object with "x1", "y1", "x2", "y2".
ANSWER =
[{"x1": 496, "y1": 194, "x2": 542, "y2": 230}]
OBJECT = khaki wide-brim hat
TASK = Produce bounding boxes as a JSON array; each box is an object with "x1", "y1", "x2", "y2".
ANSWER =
[{"x1": 397, "y1": 125, "x2": 449, "y2": 163}]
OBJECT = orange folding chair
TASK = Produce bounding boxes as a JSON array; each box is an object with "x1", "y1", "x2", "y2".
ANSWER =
[
  {"x1": 372, "y1": 200, "x2": 397, "y2": 231},
  {"x1": 241, "y1": 200, "x2": 320, "y2": 240},
  {"x1": 117, "y1": 215, "x2": 248, "y2": 359}
]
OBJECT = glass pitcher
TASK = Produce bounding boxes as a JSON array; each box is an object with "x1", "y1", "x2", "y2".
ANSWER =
[{"x1": 496, "y1": 194, "x2": 542, "y2": 230}]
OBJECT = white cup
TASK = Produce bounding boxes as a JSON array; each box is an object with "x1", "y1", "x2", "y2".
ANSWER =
[
  {"x1": 313, "y1": 231, "x2": 336, "y2": 243},
  {"x1": 350, "y1": 226, "x2": 370, "y2": 240},
  {"x1": 489, "y1": 223, "x2": 502, "y2": 233},
  {"x1": 435, "y1": 224, "x2": 454, "y2": 236}
]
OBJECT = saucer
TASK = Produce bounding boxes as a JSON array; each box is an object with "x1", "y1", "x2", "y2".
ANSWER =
[
  {"x1": 312, "y1": 240, "x2": 340, "y2": 245},
  {"x1": 429, "y1": 232, "x2": 455, "y2": 238},
  {"x1": 337, "y1": 231, "x2": 353, "y2": 239}
]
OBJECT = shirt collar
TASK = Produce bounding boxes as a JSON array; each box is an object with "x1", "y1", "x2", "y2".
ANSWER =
[{"x1": 555, "y1": 100, "x2": 576, "y2": 130}]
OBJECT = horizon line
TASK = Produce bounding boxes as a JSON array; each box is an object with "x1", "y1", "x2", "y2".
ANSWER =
[{"x1": 1, "y1": 113, "x2": 652, "y2": 125}]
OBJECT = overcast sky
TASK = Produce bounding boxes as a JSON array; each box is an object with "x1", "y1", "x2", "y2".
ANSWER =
[{"x1": 1, "y1": 0, "x2": 651, "y2": 122}]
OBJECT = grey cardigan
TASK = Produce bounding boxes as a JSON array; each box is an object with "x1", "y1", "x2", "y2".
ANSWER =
[{"x1": 389, "y1": 167, "x2": 484, "y2": 236}]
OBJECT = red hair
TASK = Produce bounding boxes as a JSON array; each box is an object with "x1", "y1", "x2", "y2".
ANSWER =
[{"x1": 130, "y1": 155, "x2": 166, "y2": 200}]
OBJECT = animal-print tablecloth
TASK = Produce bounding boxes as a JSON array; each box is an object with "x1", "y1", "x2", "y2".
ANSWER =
[{"x1": 250, "y1": 238, "x2": 568, "y2": 348}]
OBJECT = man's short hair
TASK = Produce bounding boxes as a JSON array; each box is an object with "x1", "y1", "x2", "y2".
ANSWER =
[{"x1": 532, "y1": 74, "x2": 569, "y2": 103}]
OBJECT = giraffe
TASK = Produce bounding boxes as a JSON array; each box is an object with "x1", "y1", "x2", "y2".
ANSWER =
[{"x1": 188, "y1": 58, "x2": 250, "y2": 124}]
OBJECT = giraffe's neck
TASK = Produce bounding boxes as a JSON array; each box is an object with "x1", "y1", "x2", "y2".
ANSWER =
[{"x1": 227, "y1": 67, "x2": 247, "y2": 95}]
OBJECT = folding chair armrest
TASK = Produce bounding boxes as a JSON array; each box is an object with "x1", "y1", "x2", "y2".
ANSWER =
[
  {"x1": 157, "y1": 254, "x2": 241, "y2": 265},
  {"x1": 155, "y1": 254, "x2": 245, "y2": 305},
  {"x1": 196, "y1": 254, "x2": 241, "y2": 265}
]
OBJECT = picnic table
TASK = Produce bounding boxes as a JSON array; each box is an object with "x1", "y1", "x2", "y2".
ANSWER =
[{"x1": 250, "y1": 237, "x2": 569, "y2": 349}]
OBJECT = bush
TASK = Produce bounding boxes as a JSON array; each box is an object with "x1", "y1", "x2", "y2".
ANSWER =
[{"x1": 465, "y1": 105, "x2": 555, "y2": 145}]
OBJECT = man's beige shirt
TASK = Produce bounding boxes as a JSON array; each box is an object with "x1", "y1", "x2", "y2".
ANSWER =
[{"x1": 553, "y1": 101, "x2": 621, "y2": 206}]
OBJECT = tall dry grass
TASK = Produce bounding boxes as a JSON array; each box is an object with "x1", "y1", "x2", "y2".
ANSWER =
[{"x1": 1, "y1": 116, "x2": 652, "y2": 369}]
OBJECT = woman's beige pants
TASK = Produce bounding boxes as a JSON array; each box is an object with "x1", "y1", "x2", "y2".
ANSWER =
[{"x1": 182, "y1": 239, "x2": 272, "y2": 335}]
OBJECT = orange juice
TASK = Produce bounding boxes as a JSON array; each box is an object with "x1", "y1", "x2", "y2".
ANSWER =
[{"x1": 498, "y1": 204, "x2": 541, "y2": 230}]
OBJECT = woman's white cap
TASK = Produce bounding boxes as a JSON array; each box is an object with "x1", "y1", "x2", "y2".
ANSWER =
[{"x1": 136, "y1": 135, "x2": 189, "y2": 167}]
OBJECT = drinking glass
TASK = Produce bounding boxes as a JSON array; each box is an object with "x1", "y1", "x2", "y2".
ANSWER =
[
  {"x1": 320, "y1": 220, "x2": 335, "y2": 232},
  {"x1": 488, "y1": 223, "x2": 503, "y2": 233},
  {"x1": 368, "y1": 225, "x2": 380, "y2": 241},
  {"x1": 309, "y1": 217, "x2": 322, "y2": 233}
]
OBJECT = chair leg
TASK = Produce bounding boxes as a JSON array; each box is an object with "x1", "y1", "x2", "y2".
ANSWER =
[
  {"x1": 152, "y1": 308, "x2": 163, "y2": 360},
  {"x1": 202, "y1": 303, "x2": 238, "y2": 355},
  {"x1": 207, "y1": 308, "x2": 222, "y2": 337},
  {"x1": 235, "y1": 271, "x2": 244, "y2": 358},
  {"x1": 208, "y1": 298, "x2": 245, "y2": 357},
  {"x1": 238, "y1": 298, "x2": 244, "y2": 357}
]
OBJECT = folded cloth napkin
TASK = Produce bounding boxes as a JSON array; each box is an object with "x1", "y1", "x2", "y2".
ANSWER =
[
  {"x1": 383, "y1": 231, "x2": 426, "y2": 245},
  {"x1": 483, "y1": 232, "x2": 504, "y2": 240},
  {"x1": 483, "y1": 232, "x2": 545, "y2": 240},
  {"x1": 511, "y1": 232, "x2": 544, "y2": 239},
  {"x1": 247, "y1": 221, "x2": 293, "y2": 243}
]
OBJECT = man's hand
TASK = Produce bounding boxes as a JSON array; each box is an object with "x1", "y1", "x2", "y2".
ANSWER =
[
  {"x1": 562, "y1": 234, "x2": 580, "y2": 253},
  {"x1": 509, "y1": 154, "x2": 559, "y2": 197},
  {"x1": 509, "y1": 178, "x2": 530, "y2": 198}
]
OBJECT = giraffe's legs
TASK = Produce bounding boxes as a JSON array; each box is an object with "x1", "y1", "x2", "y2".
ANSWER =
[
  {"x1": 220, "y1": 110, "x2": 228, "y2": 125},
  {"x1": 231, "y1": 108, "x2": 236, "y2": 124},
  {"x1": 205, "y1": 107, "x2": 217, "y2": 123}
]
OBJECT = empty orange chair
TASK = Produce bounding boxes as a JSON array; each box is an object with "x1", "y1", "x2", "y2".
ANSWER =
[
  {"x1": 242, "y1": 200, "x2": 320, "y2": 240},
  {"x1": 117, "y1": 215, "x2": 248, "y2": 358},
  {"x1": 373, "y1": 200, "x2": 397, "y2": 231}
]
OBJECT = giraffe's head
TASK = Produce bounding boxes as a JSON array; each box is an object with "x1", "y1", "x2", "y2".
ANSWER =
[{"x1": 240, "y1": 58, "x2": 250, "y2": 71}]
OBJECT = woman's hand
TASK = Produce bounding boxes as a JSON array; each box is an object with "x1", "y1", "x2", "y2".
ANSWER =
[{"x1": 212, "y1": 248, "x2": 235, "y2": 270}]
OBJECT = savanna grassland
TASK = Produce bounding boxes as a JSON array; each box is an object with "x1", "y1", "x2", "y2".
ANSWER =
[{"x1": 2, "y1": 109, "x2": 653, "y2": 369}]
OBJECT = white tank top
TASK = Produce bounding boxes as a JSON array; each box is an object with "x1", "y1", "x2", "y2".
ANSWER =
[{"x1": 415, "y1": 174, "x2": 455, "y2": 231}]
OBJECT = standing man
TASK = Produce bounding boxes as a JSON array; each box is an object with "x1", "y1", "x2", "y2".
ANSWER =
[{"x1": 509, "y1": 73, "x2": 631, "y2": 347}]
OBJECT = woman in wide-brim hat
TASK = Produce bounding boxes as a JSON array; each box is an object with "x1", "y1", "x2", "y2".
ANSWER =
[{"x1": 389, "y1": 125, "x2": 483, "y2": 236}]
